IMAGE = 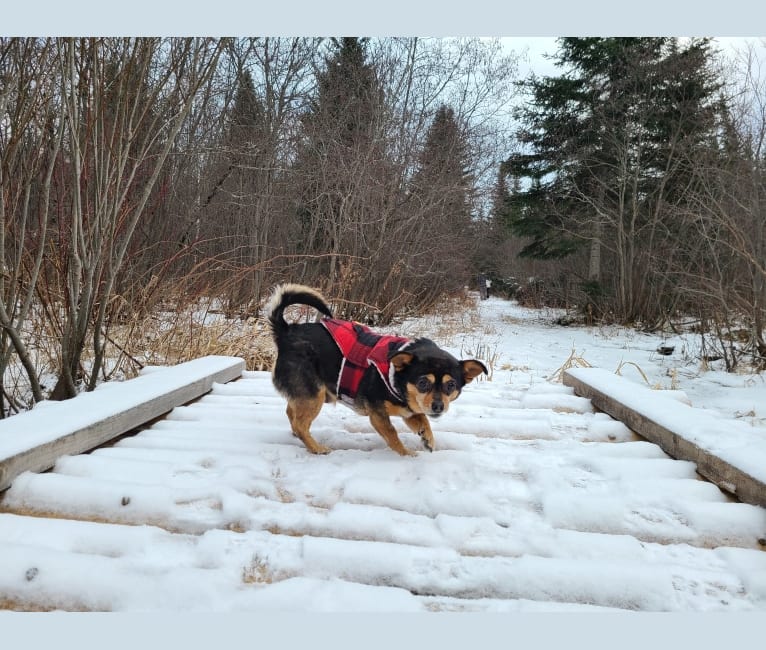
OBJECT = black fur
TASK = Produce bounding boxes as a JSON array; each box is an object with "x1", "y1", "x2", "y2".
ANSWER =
[{"x1": 267, "y1": 286, "x2": 340, "y2": 400}]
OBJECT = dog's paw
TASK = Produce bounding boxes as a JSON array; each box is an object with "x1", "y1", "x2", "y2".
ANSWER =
[
  {"x1": 418, "y1": 430, "x2": 434, "y2": 452},
  {"x1": 308, "y1": 444, "x2": 332, "y2": 455}
]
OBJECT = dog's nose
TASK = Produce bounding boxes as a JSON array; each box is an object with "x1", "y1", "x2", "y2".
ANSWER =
[{"x1": 431, "y1": 400, "x2": 444, "y2": 414}]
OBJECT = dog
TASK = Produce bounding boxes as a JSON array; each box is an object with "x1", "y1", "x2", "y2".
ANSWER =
[{"x1": 266, "y1": 283, "x2": 487, "y2": 456}]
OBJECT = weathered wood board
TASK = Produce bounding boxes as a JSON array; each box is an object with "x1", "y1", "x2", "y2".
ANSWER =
[
  {"x1": 563, "y1": 367, "x2": 766, "y2": 508},
  {"x1": 0, "y1": 356, "x2": 245, "y2": 491}
]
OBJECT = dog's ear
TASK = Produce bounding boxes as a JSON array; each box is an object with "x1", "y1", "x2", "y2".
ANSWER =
[
  {"x1": 389, "y1": 351, "x2": 414, "y2": 372},
  {"x1": 461, "y1": 359, "x2": 488, "y2": 383}
]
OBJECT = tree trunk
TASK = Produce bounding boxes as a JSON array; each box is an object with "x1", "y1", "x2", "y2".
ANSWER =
[{"x1": 588, "y1": 219, "x2": 602, "y2": 282}]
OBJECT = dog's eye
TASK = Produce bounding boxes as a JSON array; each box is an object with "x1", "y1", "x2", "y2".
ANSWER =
[
  {"x1": 415, "y1": 377, "x2": 433, "y2": 392},
  {"x1": 443, "y1": 379, "x2": 457, "y2": 393}
]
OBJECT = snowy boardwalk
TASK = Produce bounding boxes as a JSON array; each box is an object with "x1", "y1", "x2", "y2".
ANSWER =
[
  {"x1": 0, "y1": 356, "x2": 245, "y2": 491},
  {"x1": 563, "y1": 367, "x2": 766, "y2": 508},
  {"x1": 1, "y1": 369, "x2": 766, "y2": 611}
]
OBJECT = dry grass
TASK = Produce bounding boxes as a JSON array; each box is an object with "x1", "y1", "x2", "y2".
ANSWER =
[
  {"x1": 0, "y1": 597, "x2": 97, "y2": 612},
  {"x1": 105, "y1": 305, "x2": 276, "y2": 378},
  {"x1": 617, "y1": 360, "x2": 683, "y2": 390},
  {"x1": 403, "y1": 291, "x2": 484, "y2": 342},
  {"x1": 550, "y1": 350, "x2": 685, "y2": 392},
  {"x1": 615, "y1": 360, "x2": 651, "y2": 385},
  {"x1": 241, "y1": 554, "x2": 273, "y2": 584},
  {"x1": 548, "y1": 348, "x2": 593, "y2": 383},
  {"x1": 459, "y1": 336, "x2": 499, "y2": 382},
  {"x1": 241, "y1": 553, "x2": 292, "y2": 585},
  {"x1": 111, "y1": 291, "x2": 484, "y2": 378},
  {"x1": 402, "y1": 292, "x2": 500, "y2": 381},
  {"x1": 3, "y1": 288, "x2": 491, "y2": 411}
]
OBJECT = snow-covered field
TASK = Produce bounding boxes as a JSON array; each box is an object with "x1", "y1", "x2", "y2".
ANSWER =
[
  {"x1": 1, "y1": 296, "x2": 765, "y2": 615},
  {"x1": 460, "y1": 298, "x2": 766, "y2": 427}
]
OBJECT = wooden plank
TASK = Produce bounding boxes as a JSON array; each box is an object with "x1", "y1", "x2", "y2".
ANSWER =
[
  {"x1": 0, "y1": 356, "x2": 245, "y2": 491},
  {"x1": 563, "y1": 367, "x2": 766, "y2": 509}
]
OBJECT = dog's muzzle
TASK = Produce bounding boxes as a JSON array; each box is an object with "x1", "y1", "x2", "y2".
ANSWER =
[{"x1": 430, "y1": 400, "x2": 444, "y2": 417}]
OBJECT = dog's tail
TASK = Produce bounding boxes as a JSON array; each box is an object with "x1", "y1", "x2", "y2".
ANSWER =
[{"x1": 266, "y1": 283, "x2": 333, "y2": 341}]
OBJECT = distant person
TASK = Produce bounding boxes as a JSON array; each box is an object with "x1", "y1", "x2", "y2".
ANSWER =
[
  {"x1": 485, "y1": 277, "x2": 492, "y2": 298},
  {"x1": 477, "y1": 273, "x2": 488, "y2": 300}
]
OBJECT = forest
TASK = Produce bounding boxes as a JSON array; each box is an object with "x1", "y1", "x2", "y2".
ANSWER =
[{"x1": 1, "y1": 36, "x2": 765, "y2": 416}]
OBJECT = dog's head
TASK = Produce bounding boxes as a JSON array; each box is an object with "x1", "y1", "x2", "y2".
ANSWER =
[{"x1": 389, "y1": 338, "x2": 487, "y2": 418}]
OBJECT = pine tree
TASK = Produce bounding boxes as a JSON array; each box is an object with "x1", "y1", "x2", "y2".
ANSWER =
[
  {"x1": 310, "y1": 37, "x2": 381, "y2": 149},
  {"x1": 504, "y1": 37, "x2": 721, "y2": 321},
  {"x1": 395, "y1": 104, "x2": 477, "y2": 294},
  {"x1": 291, "y1": 37, "x2": 396, "y2": 315},
  {"x1": 203, "y1": 70, "x2": 267, "y2": 210},
  {"x1": 227, "y1": 70, "x2": 267, "y2": 165},
  {"x1": 198, "y1": 69, "x2": 272, "y2": 311},
  {"x1": 410, "y1": 104, "x2": 474, "y2": 233}
]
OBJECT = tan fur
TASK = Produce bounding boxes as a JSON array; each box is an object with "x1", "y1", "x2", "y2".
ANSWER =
[
  {"x1": 369, "y1": 408, "x2": 417, "y2": 456},
  {"x1": 403, "y1": 412, "x2": 435, "y2": 452},
  {"x1": 406, "y1": 380, "x2": 434, "y2": 414},
  {"x1": 389, "y1": 351, "x2": 414, "y2": 372},
  {"x1": 462, "y1": 360, "x2": 486, "y2": 383},
  {"x1": 403, "y1": 372, "x2": 461, "y2": 415},
  {"x1": 383, "y1": 403, "x2": 435, "y2": 452},
  {"x1": 285, "y1": 388, "x2": 331, "y2": 454}
]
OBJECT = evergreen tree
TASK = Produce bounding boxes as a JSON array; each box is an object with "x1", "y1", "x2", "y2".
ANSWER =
[
  {"x1": 410, "y1": 104, "x2": 474, "y2": 233},
  {"x1": 292, "y1": 38, "x2": 393, "y2": 300},
  {"x1": 310, "y1": 37, "x2": 381, "y2": 149},
  {"x1": 203, "y1": 70, "x2": 267, "y2": 210},
  {"x1": 229, "y1": 70, "x2": 267, "y2": 149},
  {"x1": 504, "y1": 37, "x2": 721, "y2": 321},
  {"x1": 198, "y1": 69, "x2": 272, "y2": 310},
  {"x1": 405, "y1": 104, "x2": 476, "y2": 287},
  {"x1": 487, "y1": 163, "x2": 516, "y2": 240}
]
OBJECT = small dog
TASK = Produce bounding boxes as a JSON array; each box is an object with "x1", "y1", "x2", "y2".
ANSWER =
[{"x1": 266, "y1": 284, "x2": 487, "y2": 456}]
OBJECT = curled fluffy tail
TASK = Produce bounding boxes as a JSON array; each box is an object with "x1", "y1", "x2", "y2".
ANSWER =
[{"x1": 266, "y1": 283, "x2": 333, "y2": 341}]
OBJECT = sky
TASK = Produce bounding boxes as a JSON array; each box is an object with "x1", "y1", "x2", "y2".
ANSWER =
[{"x1": 504, "y1": 36, "x2": 765, "y2": 80}]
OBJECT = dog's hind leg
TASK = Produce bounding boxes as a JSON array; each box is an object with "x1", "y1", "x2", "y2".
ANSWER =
[{"x1": 286, "y1": 389, "x2": 331, "y2": 455}]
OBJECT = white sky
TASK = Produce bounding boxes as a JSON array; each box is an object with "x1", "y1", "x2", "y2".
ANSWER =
[{"x1": 503, "y1": 36, "x2": 765, "y2": 79}]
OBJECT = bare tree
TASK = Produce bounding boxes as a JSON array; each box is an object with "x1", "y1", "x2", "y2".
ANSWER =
[
  {"x1": 679, "y1": 40, "x2": 766, "y2": 368},
  {"x1": 196, "y1": 37, "x2": 320, "y2": 311},
  {"x1": 0, "y1": 38, "x2": 65, "y2": 415},
  {"x1": 1, "y1": 36, "x2": 522, "y2": 414},
  {"x1": 43, "y1": 38, "x2": 224, "y2": 399},
  {"x1": 283, "y1": 37, "x2": 521, "y2": 321}
]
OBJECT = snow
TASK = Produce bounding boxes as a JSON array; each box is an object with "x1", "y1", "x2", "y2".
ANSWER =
[
  {"x1": 1, "y1": 296, "x2": 765, "y2": 613},
  {"x1": 0, "y1": 356, "x2": 243, "y2": 459},
  {"x1": 565, "y1": 366, "x2": 766, "y2": 485}
]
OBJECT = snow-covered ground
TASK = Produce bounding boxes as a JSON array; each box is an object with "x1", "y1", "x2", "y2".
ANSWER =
[
  {"x1": 0, "y1": 296, "x2": 765, "y2": 613},
  {"x1": 453, "y1": 298, "x2": 766, "y2": 427}
]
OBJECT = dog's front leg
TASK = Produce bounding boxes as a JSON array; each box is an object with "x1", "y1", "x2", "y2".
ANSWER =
[
  {"x1": 403, "y1": 413, "x2": 435, "y2": 452},
  {"x1": 369, "y1": 410, "x2": 416, "y2": 456}
]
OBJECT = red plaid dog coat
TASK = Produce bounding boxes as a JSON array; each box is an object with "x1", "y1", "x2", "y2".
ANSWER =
[{"x1": 322, "y1": 318, "x2": 412, "y2": 406}]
